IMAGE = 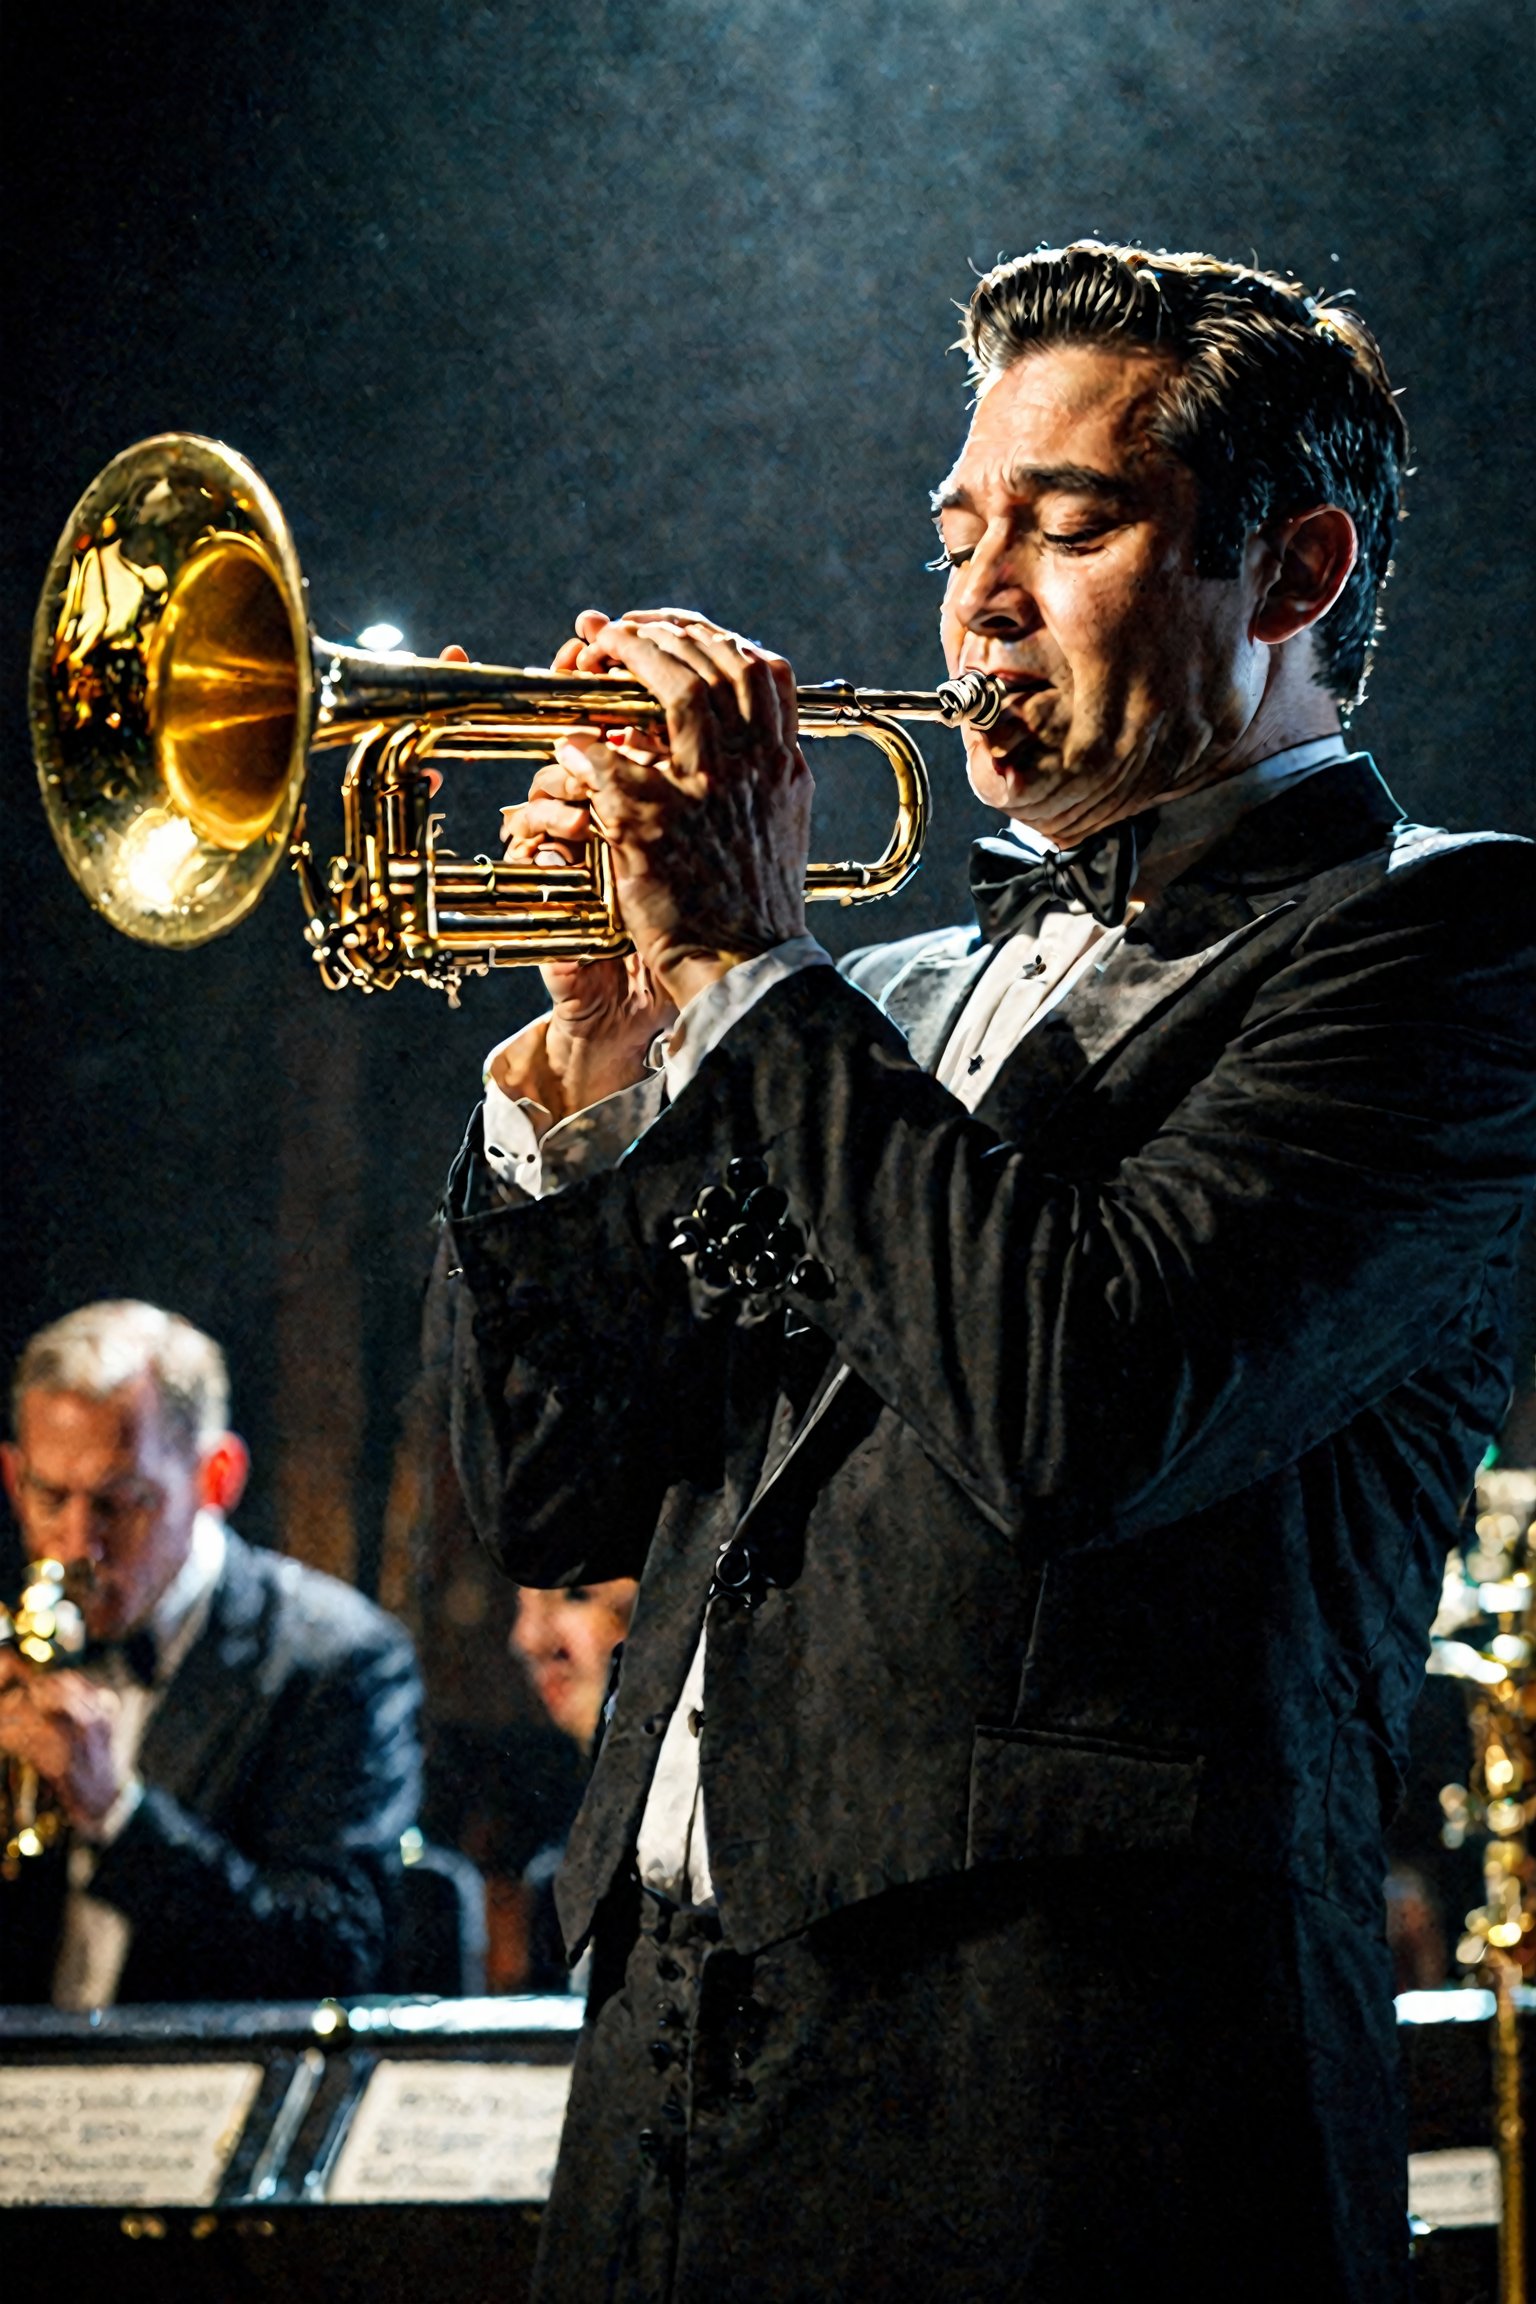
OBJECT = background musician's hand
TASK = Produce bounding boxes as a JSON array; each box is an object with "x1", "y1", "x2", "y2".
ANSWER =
[
  {"x1": 0, "y1": 1665, "x2": 125, "y2": 1833},
  {"x1": 546, "y1": 608, "x2": 813, "y2": 1010}
]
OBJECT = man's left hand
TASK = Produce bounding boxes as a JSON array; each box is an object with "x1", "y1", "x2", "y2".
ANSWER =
[
  {"x1": 0, "y1": 1657, "x2": 125, "y2": 1833},
  {"x1": 547, "y1": 609, "x2": 813, "y2": 1011}
]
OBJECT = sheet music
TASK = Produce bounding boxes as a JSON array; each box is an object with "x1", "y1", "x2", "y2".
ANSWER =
[
  {"x1": 1407, "y1": 2145, "x2": 1501, "y2": 2230},
  {"x1": 329, "y1": 2058, "x2": 572, "y2": 2201},
  {"x1": 0, "y1": 2061, "x2": 264, "y2": 2206}
]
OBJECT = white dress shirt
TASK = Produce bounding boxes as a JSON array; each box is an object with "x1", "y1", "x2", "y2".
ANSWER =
[
  {"x1": 51, "y1": 1510, "x2": 228, "y2": 2010},
  {"x1": 481, "y1": 737, "x2": 1349, "y2": 1909}
]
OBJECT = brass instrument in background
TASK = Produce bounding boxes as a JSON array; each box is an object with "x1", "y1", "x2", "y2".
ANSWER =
[
  {"x1": 1430, "y1": 1463, "x2": 1536, "y2": 2304},
  {"x1": 0, "y1": 1558, "x2": 87, "y2": 1881},
  {"x1": 29, "y1": 435, "x2": 1006, "y2": 997}
]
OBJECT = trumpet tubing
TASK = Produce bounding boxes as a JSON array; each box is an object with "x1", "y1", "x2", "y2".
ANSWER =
[{"x1": 31, "y1": 435, "x2": 1006, "y2": 992}]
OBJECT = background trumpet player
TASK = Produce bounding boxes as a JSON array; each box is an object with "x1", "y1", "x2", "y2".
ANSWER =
[
  {"x1": 441, "y1": 241, "x2": 1536, "y2": 2302},
  {"x1": 0, "y1": 1300, "x2": 421, "y2": 2007}
]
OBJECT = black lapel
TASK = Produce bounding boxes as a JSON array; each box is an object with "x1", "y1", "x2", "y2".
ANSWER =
[
  {"x1": 870, "y1": 927, "x2": 992, "y2": 1071},
  {"x1": 137, "y1": 1532, "x2": 269, "y2": 1805}
]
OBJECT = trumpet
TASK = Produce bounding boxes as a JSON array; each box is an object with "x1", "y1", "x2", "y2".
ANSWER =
[
  {"x1": 30, "y1": 435, "x2": 1007, "y2": 996},
  {"x1": 0, "y1": 1558, "x2": 88, "y2": 1881}
]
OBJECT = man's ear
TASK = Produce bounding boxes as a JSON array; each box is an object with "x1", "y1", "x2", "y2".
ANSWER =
[
  {"x1": 1251, "y1": 505, "x2": 1358, "y2": 645},
  {"x1": 0, "y1": 1442, "x2": 22, "y2": 1520},
  {"x1": 199, "y1": 1432, "x2": 250, "y2": 1517}
]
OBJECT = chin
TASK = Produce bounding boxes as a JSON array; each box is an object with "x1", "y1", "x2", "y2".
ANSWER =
[
  {"x1": 537, "y1": 1674, "x2": 580, "y2": 1731},
  {"x1": 968, "y1": 752, "x2": 1069, "y2": 829}
]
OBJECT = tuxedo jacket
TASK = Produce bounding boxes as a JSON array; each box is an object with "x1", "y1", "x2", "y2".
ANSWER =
[
  {"x1": 2, "y1": 1529, "x2": 422, "y2": 2003},
  {"x1": 444, "y1": 758, "x2": 1536, "y2": 1970}
]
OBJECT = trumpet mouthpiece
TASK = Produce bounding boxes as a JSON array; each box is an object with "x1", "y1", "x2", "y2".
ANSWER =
[{"x1": 934, "y1": 671, "x2": 1007, "y2": 731}]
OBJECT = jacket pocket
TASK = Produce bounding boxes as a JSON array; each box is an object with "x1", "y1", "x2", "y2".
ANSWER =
[{"x1": 966, "y1": 1723, "x2": 1204, "y2": 1866}]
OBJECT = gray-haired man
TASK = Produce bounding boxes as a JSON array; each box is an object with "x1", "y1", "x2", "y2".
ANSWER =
[{"x1": 0, "y1": 1299, "x2": 422, "y2": 2005}]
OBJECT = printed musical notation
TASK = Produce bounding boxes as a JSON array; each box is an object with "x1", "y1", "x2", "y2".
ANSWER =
[
  {"x1": 329, "y1": 2059, "x2": 573, "y2": 2202},
  {"x1": 0, "y1": 2061, "x2": 264, "y2": 2205}
]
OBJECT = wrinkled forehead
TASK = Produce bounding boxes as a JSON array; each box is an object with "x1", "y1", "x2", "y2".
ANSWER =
[{"x1": 934, "y1": 342, "x2": 1182, "y2": 511}]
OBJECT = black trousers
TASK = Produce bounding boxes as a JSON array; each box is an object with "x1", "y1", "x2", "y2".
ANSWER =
[{"x1": 532, "y1": 1862, "x2": 1410, "y2": 2304}]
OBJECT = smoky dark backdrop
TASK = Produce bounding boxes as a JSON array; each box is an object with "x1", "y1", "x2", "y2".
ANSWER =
[{"x1": 4, "y1": 0, "x2": 1533, "y2": 1588}]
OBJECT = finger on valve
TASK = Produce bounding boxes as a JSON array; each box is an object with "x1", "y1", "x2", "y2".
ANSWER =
[{"x1": 500, "y1": 774, "x2": 596, "y2": 864}]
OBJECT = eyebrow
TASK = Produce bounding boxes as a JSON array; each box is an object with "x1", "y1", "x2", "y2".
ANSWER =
[{"x1": 930, "y1": 462, "x2": 1136, "y2": 514}]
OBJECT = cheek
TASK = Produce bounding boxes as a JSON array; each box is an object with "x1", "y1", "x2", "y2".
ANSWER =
[
  {"x1": 1069, "y1": 572, "x2": 1165, "y2": 674},
  {"x1": 566, "y1": 1623, "x2": 607, "y2": 1684},
  {"x1": 113, "y1": 1536, "x2": 164, "y2": 1600}
]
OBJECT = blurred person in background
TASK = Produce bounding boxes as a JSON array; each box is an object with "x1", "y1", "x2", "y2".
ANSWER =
[
  {"x1": 512, "y1": 1578, "x2": 639, "y2": 1755},
  {"x1": 511, "y1": 1577, "x2": 638, "y2": 1992},
  {"x1": 0, "y1": 1300, "x2": 422, "y2": 2006}
]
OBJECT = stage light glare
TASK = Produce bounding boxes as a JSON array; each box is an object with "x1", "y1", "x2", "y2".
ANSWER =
[
  {"x1": 115, "y1": 808, "x2": 202, "y2": 914},
  {"x1": 358, "y1": 622, "x2": 405, "y2": 653}
]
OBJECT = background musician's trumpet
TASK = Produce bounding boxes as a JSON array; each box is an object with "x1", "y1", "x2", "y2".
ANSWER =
[
  {"x1": 30, "y1": 435, "x2": 1006, "y2": 997},
  {"x1": 0, "y1": 1558, "x2": 87, "y2": 1881}
]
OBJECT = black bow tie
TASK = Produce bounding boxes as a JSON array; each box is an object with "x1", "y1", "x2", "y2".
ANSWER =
[
  {"x1": 82, "y1": 1628, "x2": 160, "y2": 1689},
  {"x1": 969, "y1": 814, "x2": 1155, "y2": 944}
]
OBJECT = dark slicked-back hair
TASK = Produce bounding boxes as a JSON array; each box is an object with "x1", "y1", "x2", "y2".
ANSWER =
[{"x1": 962, "y1": 242, "x2": 1408, "y2": 711}]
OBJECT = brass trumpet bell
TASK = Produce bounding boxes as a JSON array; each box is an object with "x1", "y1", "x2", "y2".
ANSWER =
[
  {"x1": 31, "y1": 435, "x2": 1006, "y2": 993},
  {"x1": 31, "y1": 438, "x2": 318, "y2": 949}
]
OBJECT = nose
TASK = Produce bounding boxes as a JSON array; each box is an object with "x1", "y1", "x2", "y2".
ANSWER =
[
  {"x1": 509, "y1": 1590, "x2": 555, "y2": 1664},
  {"x1": 47, "y1": 1496, "x2": 106, "y2": 1567},
  {"x1": 946, "y1": 532, "x2": 1043, "y2": 646}
]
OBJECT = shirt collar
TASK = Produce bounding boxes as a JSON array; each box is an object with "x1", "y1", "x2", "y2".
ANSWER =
[
  {"x1": 1000, "y1": 735, "x2": 1349, "y2": 868},
  {"x1": 145, "y1": 1510, "x2": 226, "y2": 1680},
  {"x1": 1142, "y1": 737, "x2": 1344, "y2": 870}
]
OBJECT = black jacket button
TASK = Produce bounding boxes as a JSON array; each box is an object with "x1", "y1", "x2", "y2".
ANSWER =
[{"x1": 696, "y1": 1184, "x2": 737, "y2": 1236}]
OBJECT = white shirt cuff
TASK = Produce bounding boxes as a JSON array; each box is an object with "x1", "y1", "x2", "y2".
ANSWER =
[
  {"x1": 480, "y1": 1066, "x2": 666, "y2": 1200},
  {"x1": 662, "y1": 936, "x2": 834, "y2": 1102}
]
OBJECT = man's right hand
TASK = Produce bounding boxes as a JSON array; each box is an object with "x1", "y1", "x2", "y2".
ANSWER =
[
  {"x1": 441, "y1": 643, "x2": 676, "y2": 1123},
  {"x1": 496, "y1": 744, "x2": 677, "y2": 1123},
  {"x1": 537, "y1": 609, "x2": 812, "y2": 1012}
]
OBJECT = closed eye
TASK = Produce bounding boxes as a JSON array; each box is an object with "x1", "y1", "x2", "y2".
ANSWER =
[{"x1": 1042, "y1": 526, "x2": 1116, "y2": 554}]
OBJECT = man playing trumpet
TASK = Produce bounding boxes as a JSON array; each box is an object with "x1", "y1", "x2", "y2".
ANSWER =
[{"x1": 442, "y1": 243, "x2": 1536, "y2": 2300}]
